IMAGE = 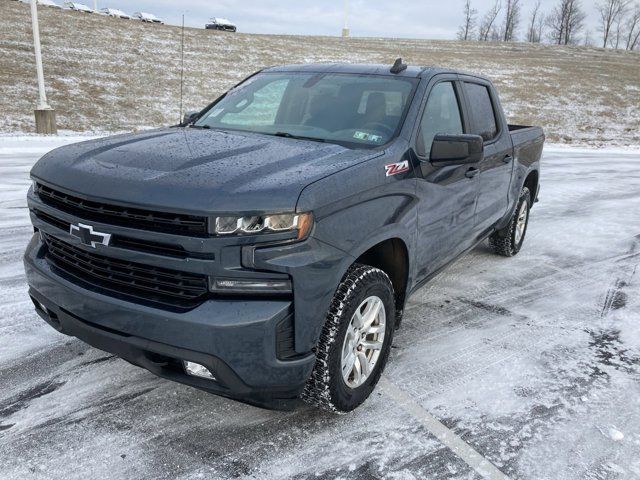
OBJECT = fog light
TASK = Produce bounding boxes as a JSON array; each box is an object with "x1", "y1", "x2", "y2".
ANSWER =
[
  {"x1": 211, "y1": 277, "x2": 292, "y2": 294},
  {"x1": 33, "y1": 298, "x2": 46, "y2": 312},
  {"x1": 183, "y1": 361, "x2": 215, "y2": 380}
]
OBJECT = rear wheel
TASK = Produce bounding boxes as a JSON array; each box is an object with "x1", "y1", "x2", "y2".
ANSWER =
[
  {"x1": 301, "y1": 264, "x2": 395, "y2": 413},
  {"x1": 488, "y1": 186, "x2": 531, "y2": 257}
]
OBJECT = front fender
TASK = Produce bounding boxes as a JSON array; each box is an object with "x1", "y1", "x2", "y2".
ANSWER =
[{"x1": 297, "y1": 147, "x2": 417, "y2": 259}]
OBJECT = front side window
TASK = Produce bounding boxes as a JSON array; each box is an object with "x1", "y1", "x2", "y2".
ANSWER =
[
  {"x1": 417, "y1": 81, "x2": 464, "y2": 156},
  {"x1": 464, "y1": 82, "x2": 498, "y2": 141},
  {"x1": 194, "y1": 72, "x2": 418, "y2": 148}
]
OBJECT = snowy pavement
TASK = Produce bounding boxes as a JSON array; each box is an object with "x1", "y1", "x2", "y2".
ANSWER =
[{"x1": 0, "y1": 138, "x2": 639, "y2": 479}]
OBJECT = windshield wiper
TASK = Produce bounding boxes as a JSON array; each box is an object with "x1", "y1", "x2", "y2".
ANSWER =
[
  {"x1": 273, "y1": 132, "x2": 326, "y2": 143},
  {"x1": 189, "y1": 124, "x2": 210, "y2": 129}
]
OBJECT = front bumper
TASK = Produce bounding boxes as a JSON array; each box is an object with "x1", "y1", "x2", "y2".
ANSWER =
[{"x1": 24, "y1": 235, "x2": 315, "y2": 410}]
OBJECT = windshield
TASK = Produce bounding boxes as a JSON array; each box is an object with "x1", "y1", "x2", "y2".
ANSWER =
[{"x1": 193, "y1": 72, "x2": 418, "y2": 148}]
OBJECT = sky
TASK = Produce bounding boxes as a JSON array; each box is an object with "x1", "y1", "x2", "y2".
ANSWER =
[{"x1": 87, "y1": 0, "x2": 601, "y2": 41}]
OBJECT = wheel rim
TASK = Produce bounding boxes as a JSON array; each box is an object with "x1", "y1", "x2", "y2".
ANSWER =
[
  {"x1": 340, "y1": 295, "x2": 386, "y2": 389},
  {"x1": 514, "y1": 201, "x2": 528, "y2": 245}
]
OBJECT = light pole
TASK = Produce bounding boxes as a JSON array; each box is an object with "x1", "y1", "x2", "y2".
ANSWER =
[
  {"x1": 342, "y1": 0, "x2": 350, "y2": 37},
  {"x1": 30, "y1": 0, "x2": 56, "y2": 134}
]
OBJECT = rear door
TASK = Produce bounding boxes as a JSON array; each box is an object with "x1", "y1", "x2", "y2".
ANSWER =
[
  {"x1": 412, "y1": 76, "x2": 480, "y2": 281},
  {"x1": 460, "y1": 79, "x2": 514, "y2": 234}
]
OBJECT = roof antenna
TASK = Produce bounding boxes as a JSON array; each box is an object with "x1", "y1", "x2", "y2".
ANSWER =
[
  {"x1": 390, "y1": 58, "x2": 407, "y2": 74},
  {"x1": 179, "y1": 13, "x2": 185, "y2": 123}
]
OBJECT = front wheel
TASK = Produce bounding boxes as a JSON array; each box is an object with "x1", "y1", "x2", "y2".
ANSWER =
[
  {"x1": 488, "y1": 186, "x2": 531, "y2": 257},
  {"x1": 301, "y1": 264, "x2": 396, "y2": 413}
]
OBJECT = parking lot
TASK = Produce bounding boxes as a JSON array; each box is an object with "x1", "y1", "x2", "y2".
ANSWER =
[{"x1": 1, "y1": 141, "x2": 639, "y2": 479}]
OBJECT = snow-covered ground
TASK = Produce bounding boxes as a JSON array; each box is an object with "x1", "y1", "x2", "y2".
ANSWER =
[{"x1": 0, "y1": 137, "x2": 639, "y2": 479}]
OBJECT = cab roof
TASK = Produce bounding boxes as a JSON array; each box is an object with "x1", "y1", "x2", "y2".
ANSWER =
[{"x1": 262, "y1": 63, "x2": 463, "y2": 79}]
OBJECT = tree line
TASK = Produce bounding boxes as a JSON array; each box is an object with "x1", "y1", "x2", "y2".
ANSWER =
[{"x1": 457, "y1": 0, "x2": 640, "y2": 50}]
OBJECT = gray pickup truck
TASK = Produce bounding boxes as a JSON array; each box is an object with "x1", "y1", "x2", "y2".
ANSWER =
[{"x1": 24, "y1": 60, "x2": 544, "y2": 412}]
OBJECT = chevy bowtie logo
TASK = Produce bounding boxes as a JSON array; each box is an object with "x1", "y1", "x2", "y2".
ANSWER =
[{"x1": 69, "y1": 223, "x2": 112, "y2": 248}]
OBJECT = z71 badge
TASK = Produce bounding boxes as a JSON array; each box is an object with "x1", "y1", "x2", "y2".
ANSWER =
[{"x1": 385, "y1": 161, "x2": 410, "y2": 177}]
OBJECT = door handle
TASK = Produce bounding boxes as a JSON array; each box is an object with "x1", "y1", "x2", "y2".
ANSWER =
[
  {"x1": 503, "y1": 155, "x2": 513, "y2": 163},
  {"x1": 465, "y1": 167, "x2": 480, "y2": 179}
]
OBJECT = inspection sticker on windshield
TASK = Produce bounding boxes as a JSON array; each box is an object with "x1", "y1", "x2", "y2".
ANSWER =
[
  {"x1": 353, "y1": 131, "x2": 384, "y2": 143},
  {"x1": 385, "y1": 160, "x2": 410, "y2": 177}
]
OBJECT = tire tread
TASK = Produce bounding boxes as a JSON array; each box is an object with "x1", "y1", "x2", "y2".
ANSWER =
[
  {"x1": 488, "y1": 187, "x2": 530, "y2": 257},
  {"x1": 301, "y1": 264, "x2": 394, "y2": 413}
]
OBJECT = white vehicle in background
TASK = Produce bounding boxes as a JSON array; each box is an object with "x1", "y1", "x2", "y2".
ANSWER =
[
  {"x1": 133, "y1": 11, "x2": 163, "y2": 24},
  {"x1": 205, "y1": 17, "x2": 237, "y2": 32},
  {"x1": 19, "y1": 0, "x2": 63, "y2": 7},
  {"x1": 37, "y1": 0, "x2": 62, "y2": 8},
  {"x1": 100, "y1": 8, "x2": 131, "y2": 19},
  {"x1": 64, "y1": 2, "x2": 93, "y2": 12}
]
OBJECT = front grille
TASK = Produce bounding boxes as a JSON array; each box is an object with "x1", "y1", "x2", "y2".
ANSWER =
[
  {"x1": 35, "y1": 183, "x2": 208, "y2": 236},
  {"x1": 32, "y1": 209, "x2": 196, "y2": 259},
  {"x1": 42, "y1": 234, "x2": 209, "y2": 309}
]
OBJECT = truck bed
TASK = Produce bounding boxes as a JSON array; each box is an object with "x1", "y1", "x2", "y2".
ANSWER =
[
  {"x1": 508, "y1": 124, "x2": 545, "y2": 146},
  {"x1": 509, "y1": 124, "x2": 544, "y2": 150},
  {"x1": 508, "y1": 124, "x2": 544, "y2": 202}
]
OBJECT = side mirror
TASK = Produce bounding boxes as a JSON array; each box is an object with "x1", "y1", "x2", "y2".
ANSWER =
[
  {"x1": 182, "y1": 111, "x2": 200, "y2": 125},
  {"x1": 430, "y1": 134, "x2": 484, "y2": 165}
]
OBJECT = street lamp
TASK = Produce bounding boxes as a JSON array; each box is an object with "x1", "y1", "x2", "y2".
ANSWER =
[
  {"x1": 342, "y1": 0, "x2": 350, "y2": 37},
  {"x1": 30, "y1": 0, "x2": 56, "y2": 134}
]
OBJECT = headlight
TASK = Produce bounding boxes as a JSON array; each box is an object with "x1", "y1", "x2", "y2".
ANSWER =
[{"x1": 214, "y1": 212, "x2": 313, "y2": 240}]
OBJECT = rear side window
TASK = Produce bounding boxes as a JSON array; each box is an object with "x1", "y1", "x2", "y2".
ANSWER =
[
  {"x1": 417, "y1": 82, "x2": 464, "y2": 156},
  {"x1": 464, "y1": 82, "x2": 498, "y2": 141}
]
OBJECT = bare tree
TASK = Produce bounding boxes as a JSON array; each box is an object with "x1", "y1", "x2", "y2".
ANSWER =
[
  {"x1": 566, "y1": 0, "x2": 587, "y2": 44},
  {"x1": 547, "y1": 0, "x2": 568, "y2": 44},
  {"x1": 479, "y1": 0, "x2": 502, "y2": 41},
  {"x1": 457, "y1": 0, "x2": 478, "y2": 40},
  {"x1": 597, "y1": 0, "x2": 630, "y2": 47},
  {"x1": 613, "y1": 16, "x2": 624, "y2": 47},
  {"x1": 547, "y1": 0, "x2": 586, "y2": 45},
  {"x1": 503, "y1": 0, "x2": 522, "y2": 41},
  {"x1": 535, "y1": 9, "x2": 546, "y2": 42},
  {"x1": 489, "y1": 27, "x2": 502, "y2": 40},
  {"x1": 527, "y1": 0, "x2": 543, "y2": 42},
  {"x1": 625, "y1": 3, "x2": 640, "y2": 50}
]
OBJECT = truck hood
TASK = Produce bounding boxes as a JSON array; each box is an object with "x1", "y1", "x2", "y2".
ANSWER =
[{"x1": 31, "y1": 128, "x2": 381, "y2": 214}]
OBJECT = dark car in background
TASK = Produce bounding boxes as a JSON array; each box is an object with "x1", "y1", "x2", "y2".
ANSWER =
[{"x1": 205, "y1": 17, "x2": 237, "y2": 32}]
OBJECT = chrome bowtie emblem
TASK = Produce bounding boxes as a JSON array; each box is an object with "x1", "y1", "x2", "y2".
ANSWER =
[{"x1": 69, "y1": 223, "x2": 111, "y2": 248}]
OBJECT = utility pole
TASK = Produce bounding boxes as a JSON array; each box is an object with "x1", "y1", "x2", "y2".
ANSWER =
[
  {"x1": 30, "y1": 0, "x2": 56, "y2": 134},
  {"x1": 93, "y1": 0, "x2": 97, "y2": 12},
  {"x1": 342, "y1": 0, "x2": 350, "y2": 37}
]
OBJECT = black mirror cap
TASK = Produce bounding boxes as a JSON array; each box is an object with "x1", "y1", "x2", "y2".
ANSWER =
[
  {"x1": 430, "y1": 134, "x2": 484, "y2": 165},
  {"x1": 182, "y1": 111, "x2": 200, "y2": 125}
]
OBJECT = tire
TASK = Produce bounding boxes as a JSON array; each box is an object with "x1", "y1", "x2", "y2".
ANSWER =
[
  {"x1": 488, "y1": 186, "x2": 531, "y2": 257},
  {"x1": 301, "y1": 264, "x2": 396, "y2": 413}
]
